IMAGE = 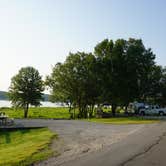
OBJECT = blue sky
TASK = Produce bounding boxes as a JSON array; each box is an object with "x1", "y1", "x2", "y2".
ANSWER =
[{"x1": 0, "y1": 0, "x2": 165, "y2": 91}]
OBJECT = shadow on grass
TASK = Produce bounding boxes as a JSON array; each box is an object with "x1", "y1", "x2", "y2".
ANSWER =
[
  {"x1": 19, "y1": 129, "x2": 30, "y2": 134},
  {"x1": 0, "y1": 131, "x2": 12, "y2": 144},
  {"x1": 0, "y1": 129, "x2": 32, "y2": 144},
  {"x1": 4, "y1": 132, "x2": 11, "y2": 143}
]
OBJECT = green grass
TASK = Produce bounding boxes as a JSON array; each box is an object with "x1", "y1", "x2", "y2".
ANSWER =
[
  {"x1": 0, "y1": 128, "x2": 57, "y2": 166},
  {"x1": 1, "y1": 107, "x2": 71, "y2": 119},
  {"x1": 0, "y1": 107, "x2": 161, "y2": 124},
  {"x1": 88, "y1": 117, "x2": 159, "y2": 124}
]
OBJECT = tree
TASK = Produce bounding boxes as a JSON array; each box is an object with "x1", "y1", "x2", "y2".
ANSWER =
[
  {"x1": 46, "y1": 52, "x2": 99, "y2": 118},
  {"x1": 94, "y1": 39, "x2": 117, "y2": 115},
  {"x1": 160, "y1": 67, "x2": 166, "y2": 106},
  {"x1": 151, "y1": 67, "x2": 166, "y2": 106},
  {"x1": 126, "y1": 39, "x2": 155, "y2": 101},
  {"x1": 143, "y1": 65, "x2": 162, "y2": 104},
  {"x1": 94, "y1": 38, "x2": 156, "y2": 116},
  {"x1": 94, "y1": 39, "x2": 130, "y2": 115},
  {"x1": 9, "y1": 67, "x2": 44, "y2": 118},
  {"x1": 47, "y1": 38, "x2": 156, "y2": 118}
]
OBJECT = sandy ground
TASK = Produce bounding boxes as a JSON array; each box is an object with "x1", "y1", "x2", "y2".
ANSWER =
[{"x1": 14, "y1": 119, "x2": 146, "y2": 166}]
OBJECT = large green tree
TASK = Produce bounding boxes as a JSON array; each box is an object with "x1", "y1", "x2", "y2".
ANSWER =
[
  {"x1": 150, "y1": 66, "x2": 166, "y2": 106},
  {"x1": 94, "y1": 38, "x2": 156, "y2": 115},
  {"x1": 9, "y1": 67, "x2": 44, "y2": 118},
  {"x1": 126, "y1": 39, "x2": 155, "y2": 101},
  {"x1": 159, "y1": 67, "x2": 166, "y2": 106},
  {"x1": 46, "y1": 52, "x2": 99, "y2": 118},
  {"x1": 47, "y1": 38, "x2": 156, "y2": 118}
]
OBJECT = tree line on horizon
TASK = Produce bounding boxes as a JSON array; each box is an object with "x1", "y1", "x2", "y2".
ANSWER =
[{"x1": 8, "y1": 38, "x2": 166, "y2": 118}]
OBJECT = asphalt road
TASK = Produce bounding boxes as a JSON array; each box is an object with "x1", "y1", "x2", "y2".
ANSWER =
[
  {"x1": 124, "y1": 124, "x2": 166, "y2": 166},
  {"x1": 15, "y1": 119, "x2": 166, "y2": 166},
  {"x1": 61, "y1": 122, "x2": 166, "y2": 166}
]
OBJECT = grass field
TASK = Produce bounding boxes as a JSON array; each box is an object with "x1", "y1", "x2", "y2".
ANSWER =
[
  {"x1": 88, "y1": 117, "x2": 159, "y2": 124},
  {"x1": 0, "y1": 107, "x2": 162, "y2": 124},
  {"x1": 0, "y1": 107, "x2": 71, "y2": 119},
  {"x1": 0, "y1": 128, "x2": 56, "y2": 166}
]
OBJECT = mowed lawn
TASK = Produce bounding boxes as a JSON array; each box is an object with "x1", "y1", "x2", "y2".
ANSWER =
[
  {"x1": 1, "y1": 107, "x2": 71, "y2": 119},
  {"x1": 89, "y1": 117, "x2": 159, "y2": 124},
  {"x1": 0, "y1": 128, "x2": 56, "y2": 166},
  {"x1": 0, "y1": 107, "x2": 160, "y2": 124}
]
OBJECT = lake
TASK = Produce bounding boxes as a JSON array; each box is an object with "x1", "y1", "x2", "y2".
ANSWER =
[{"x1": 0, "y1": 100, "x2": 67, "y2": 108}]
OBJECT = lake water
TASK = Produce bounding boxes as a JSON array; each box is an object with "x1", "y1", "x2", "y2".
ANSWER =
[{"x1": 0, "y1": 100, "x2": 67, "y2": 108}]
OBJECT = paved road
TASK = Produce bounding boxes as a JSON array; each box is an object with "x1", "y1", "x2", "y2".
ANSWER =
[
  {"x1": 61, "y1": 122, "x2": 166, "y2": 166},
  {"x1": 124, "y1": 124, "x2": 166, "y2": 166},
  {"x1": 15, "y1": 120, "x2": 166, "y2": 166}
]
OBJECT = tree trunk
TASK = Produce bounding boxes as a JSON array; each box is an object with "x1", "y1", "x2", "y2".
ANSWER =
[
  {"x1": 78, "y1": 106, "x2": 82, "y2": 118},
  {"x1": 124, "y1": 104, "x2": 128, "y2": 114},
  {"x1": 68, "y1": 103, "x2": 73, "y2": 119},
  {"x1": 73, "y1": 107, "x2": 76, "y2": 119},
  {"x1": 84, "y1": 106, "x2": 87, "y2": 119},
  {"x1": 112, "y1": 104, "x2": 117, "y2": 117},
  {"x1": 24, "y1": 103, "x2": 29, "y2": 118},
  {"x1": 68, "y1": 103, "x2": 72, "y2": 113},
  {"x1": 89, "y1": 105, "x2": 94, "y2": 118}
]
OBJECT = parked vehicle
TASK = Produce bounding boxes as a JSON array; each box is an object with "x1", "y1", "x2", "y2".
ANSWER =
[
  {"x1": 127, "y1": 102, "x2": 146, "y2": 114},
  {"x1": 139, "y1": 105, "x2": 166, "y2": 116}
]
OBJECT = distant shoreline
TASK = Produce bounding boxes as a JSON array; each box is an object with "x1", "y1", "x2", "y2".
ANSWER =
[
  {"x1": 0, "y1": 91, "x2": 50, "y2": 101},
  {"x1": 0, "y1": 100, "x2": 67, "y2": 108}
]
